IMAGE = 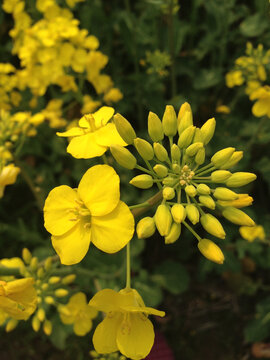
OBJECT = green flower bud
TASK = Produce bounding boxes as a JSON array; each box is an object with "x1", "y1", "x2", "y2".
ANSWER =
[
  {"x1": 222, "y1": 207, "x2": 255, "y2": 226},
  {"x1": 178, "y1": 125, "x2": 195, "y2": 148},
  {"x1": 213, "y1": 187, "x2": 238, "y2": 201},
  {"x1": 193, "y1": 128, "x2": 203, "y2": 143},
  {"x1": 148, "y1": 112, "x2": 164, "y2": 142},
  {"x1": 199, "y1": 195, "x2": 216, "y2": 209},
  {"x1": 22, "y1": 248, "x2": 32, "y2": 264},
  {"x1": 163, "y1": 186, "x2": 175, "y2": 200},
  {"x1": 136, "y1": 217, "x2": 156, "y2": 239},
  {"x1": 198, "y1": 239, "x2": 224, "y2": 264},
  {"x1": 211, "y1": 147, "x2": 235, "y2": 167},
  {"x1": 197, "y1": 183, "x2": 211, "y2": 195},
  {"x1": 155, "y1": 204, "x2": 172, "y2": 236},
  {"x1": 200, "y1": 214, "x2": 225, "y2": 239},
  {"x1": 162, "y1": 176, "x2": 176, "y2": 186},
  {"x1": 55, "y1": 289, "x2": 69, "y2": 298},
  {"x1": 134, "y1": 137, "x2": 154, "y2": 161},
  {"x1": 153, "y1": 142, "x2": 168, "y2": 161},
  {"x1": 37, "y1": 308, "x2": 46, "y2": 322},
  {"x1": 110, "y1": 145, "x2": 137, "y2": 169},
  {"x1": 200, "y1": 117, "x2": 216, "y2": 145},
  {"x1": 178, "y1": 107, "x2": 193, "y2": 133},
  {"x1": 37, "y1": 268, "x2": 44, "y2": 278},
  {"x1": 186, "y1": 204, "x2": 200, "y2": 224},
  {"x1": 211, "y1": 170, "x2": 232, "y2": 183},
  {"x1": 225, "y1": 172, "x2": 257, "y2": 188},
  {"x1": 171, "y1": 144, "x2": 181, "y2": 162},
  {"x1": 62, "y1": 274, "x2": 76, "y2": 284},
  {"x1": 186, "y1": 142, "x2": 203, "y2": 157},
  {"x1": 172, "y1": 164, "x2": 181, "y2": 174},
  {"x1": 220, "y1": 151, "x2": 243, "y2": 170},
  {"x1": 195, "y1": 147, "x2": 205, "y2": 165},
  {"x1": 130, "y1": 175, "x2": 153, "y2": 189},
  {"x1": 165, "y1": 222, "x2": 181, "y2": 244},
  {"x1": 162, "y1": 105, "x2": 177, "y2": 136},
  {"x1": 171, "y1": 204, "x2": 186, "y2": 223},
  {"x1": 153, "y1": 164, "x2": 168, "y2": 177},
  {"x1": 113, "y1": 113, "x2": 136, "y2": 144},
  {"x1": 30, "y1": 257, "x2": 38, "y2": 271},
  {"x1": 44, "y1": 257, "x2": 52, "y2": 271},
  {"x1": 185, "y1": 185, "x2": 197, "y2": 197}
]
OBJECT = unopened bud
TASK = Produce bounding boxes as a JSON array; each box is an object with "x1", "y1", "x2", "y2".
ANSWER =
[
  {"x1": 200, "y1": 118, "x2": 216, "y2": 145},
  {"x1": 114, "y1": 113, "x2": 136, "y2": 144},
  {"x1": 211, "y1": 147, "x2": 235, "y2": 167},
  {"x1": 163, "y1": 187, "x2": 175, "y2": 200},
  {"x1": 44, "y1": 257, "x2": 52, "y2": 271},
  {"x1": 193, "y1": 128, "x2": 203, "y2": 143},
  {"x1": 155, "y1": 204, "x2": 172, "y2": 236},
  {"x1": 41, "y1": 283, "x2": 48, "y2": 290},
  {"x1": 55, "y1": 289, "x2": 69, "y2": 297},
  {"x1": 220, "y1": 151, "x2": 243, "y2": 169},
  {"x1": 62, "y1": 274, "x2": 76, "y2": 285},
  {"x1": 199, "y1": 195, "x2": 216, "y2": 209},
  {"x1": 162, "y1": 105, "x2": 177, "y2": 136},
  {"x1": 153, "y1": 164, "x2": 168, "y2": 178},
  {"x1": 22, "y1": 248, "x2": 32, "y2": 264},
  {"x1": 178, "y1": 126, "x2": 195, "y2": 148},
  {"x1": 222, "y1": 207, "x2": 255, "y2": 226},
  {"x1": 200, "y1": 214, "x2": 225, "y2": 239},
  {"x1": 171, "y1": 144, "x2": 181, "y2": 162},
  {"x1": 32, "y1": 316, "x2": 41, "y2": 332},
  {"x1": 178, "y1": 106, "x2": 193, "y2": 132},
  {"x1": 136, "y1": 217, "x2": 156, "y2": 239},
  {"x1": 217, "y1": 194, "x2": 253, "y2": 208},
  {"x1": 134, "y1": 138, "x2": 154, "y2": 160},
  {"x1": 45, "y1": 296, "x2": 55, "y2": 305},
  {"x1": 186, "y1": 142, "x2": 203, "y2": 157},
  {"x1": 37, "y1": 268, "x2": 44, "y2": 278},
  {"x1": 172, "y1": 164, "x2": 181, "y2": 174},
  {"x1": 197, "y1": 183, "x2": 210, "y2": 195},
  {"x1": 5, "y1": 319, "x2": 18, "y2": 332},
  {"x1": 153, "y1": 143, "x2": 168, "y2": 161},
  {"x1": 43, "y1": 320, "x2": 52, "y2": 336},
  {"x1": 49, "y1": 276, "x2": 61, "y2": 284},
  {"x1": 198, "y1": 239, "x2": 224, "y2": 264},
  {"x1": 195, "y1": 147, "x2": 205, "y2": 165},
  {"x1": 211, "y1": 170, "x2": 231, "y2": 183},
  {"x1": 171, "y1": 204, "x2": 186, "y2": 223},
  {"x1": 37, "y1": 308, "x2": 46, "y2": 322},
  {"x1": 30, "y1": 257, "x2": 38, "y2": 271},
  {"x1": 129, "y1": 175, "x2": 153, "y2": 189},
  {"x1": 162, "y1": 176, "x2": 176, "y2": 186},
  {"x1": 110, "y1": 145, "x2": 137, "y2": 169},
  {"x1": 213, "y1": 187, "x2": 239, "y2": 201},
  {"x1": 185, "y1": 185, "x2": 197, "y2": 197},
  {"x1": 225, "y1": 172, "x2": 257, "y2": 187},
  {"x1": 186, "y1": 204, "x2": 200, "y2": 224},
  {"x1": 165, "y1": 222, "x2": 181, "y2": 244},
  {"x1": 148, "y1": 112, "x2": 164, "y2": 142}
]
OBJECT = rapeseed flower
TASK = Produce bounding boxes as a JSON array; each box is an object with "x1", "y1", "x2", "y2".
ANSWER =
[
  {"x1": 250, "y1": 86, "x2": 270, "y2": 118},
  {"x1": 89, "y1": 288, "x2": 165, "y2": 360},
  {"x1": 239, "y1": 225, "x2": 266, "y2": 242},
  {"x1": 44, "y1": 165, "x2": 134, "y2": 265},
  {"x1": 0, "y1": 164, "x2": 20, "y2": 198}
]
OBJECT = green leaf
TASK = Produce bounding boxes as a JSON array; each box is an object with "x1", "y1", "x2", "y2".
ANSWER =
[
  {"x1": 193, "y1": 68, "x2": 222, "y2": 90},
  {"x1": 240, "y1": 13, "x2": 268, "y2": 37}
]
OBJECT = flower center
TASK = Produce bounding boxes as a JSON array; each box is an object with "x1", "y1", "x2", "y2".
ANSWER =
[
  {"x1": 68, "y1": 199, "x2": 91, "y2": 229},
  {"x1": 179, "y1": 165, "x2": 194, "y2": 186}
]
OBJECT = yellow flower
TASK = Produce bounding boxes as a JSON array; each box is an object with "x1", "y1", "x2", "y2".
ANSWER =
[
  {"x1": 89, "y1": 288, "x2": 165, "y2": 360},
  {"x1": 217, "y1": 194, "x2": 253, "y2": 208},
  {"x1": 216, "y1": 105, "x2": 230, "y2": 114},
  {"x1": 0, "y1": 257, "x2": 26, "y2": 280},
  {"x1": 250, "y1": 86, "x2": 270, "y2": 118},
  {"x1": 0, "y1": 164, "x2": 20, "y2": 198},
  {"x1": 239, "y1": 225, "x2": 266, "y2": 242},
  {"x1": 0, "y1": 278, "x2": 37, "y2": 320},
  {"x1": 57, "y1": 106, "x2": 126, "y2": 159},
  {"x1": 0, "y1": 309, "x2": 9, "y2": 325},
  {"x1": 225, "y1": 70, "x2": 244, "y2": 88},
  {"x1": 58, "y1": 292, "x2": 97, "y2": 336},
  {"x1": 104, "y1": 88, "x2": 123, "y2": 103},
  {"x1": 44, "y1": 165, "x2": 135, "y2": 265}
]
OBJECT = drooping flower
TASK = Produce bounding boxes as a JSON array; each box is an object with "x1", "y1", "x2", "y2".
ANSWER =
[
  {"x1": 0, "y1": 278, "x2": 37, "y2": 320},
  {"x1": 57, "y1": 106, "x2": 126, "y2": 159},
  {"x1": 44, "y1": 165, "x2": 135, "y2": 265},
  {"x1": 0, "y1": 164, "x2": 20, "y2": 198},
  {"x1": 89, "y1": 288, "x2": 165, "y2": 360},
  {"x1": 58, "y1": 292, "x2": 97, "y2": 336}
]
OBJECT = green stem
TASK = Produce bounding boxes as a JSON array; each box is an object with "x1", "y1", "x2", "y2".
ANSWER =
[
  {"x1": 195, "y1": 163, "x2": 214, "y2": 175},
  {"x1": 168, "y1": 0, "x2": 177, "y2": 97},
  {"x1": 102, "y1": 154, "x2": 108, "y2": 164},
  {"x1": 182, "y1": 220, "x2": 202, "y2": 241},
  {"x1": 129, "y1": 202, "x2": 151, "y2": 210},
  {"x1": 195, "y1": 167, "x2": 215, "y2": 177},
  {"x1": 135, "y1": 164, "x2": 153, "y2": 175},
  {"x1": 126, "y1": 242, "x2": 131, "y2": 289}
]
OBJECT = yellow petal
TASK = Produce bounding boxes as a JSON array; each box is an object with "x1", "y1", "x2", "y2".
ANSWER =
[
  {"x1": 93, "y1": 313, "x2": 121, "y2": 354},
  {"x1": 116, "y1": 313, "x2": 155, "y2": 360},
  {"x1": 78, "y1": 165, "x2": 120, "y2": 216},
  {"x1": 67, "y1": 133, "x2": 107, "y2": 159},
  {"x1": 252, "y1": 99, "x2": 269, "y2": 117},
  {"x1": 56, "y1": 127, "x2": 85, "y2": 137},
  {"x1": 91, "y1": 201, "x2": 134, "y2": 253},
  {"x1": 69, "y1": 292, "x2": 87, "y2": 307},
  {"x1": 44, "y1": 185, "x2": 80, "y2": 236},
  {"x1": 51, "y1": 222, "x2": 91, "y2": 265},
  {"x1": 74, "y1": 317, "x2": 93, "y2": 336},
  {"x1": 93, "y1": 106, "x2": 115, "y2": 128},
  {"x1": 95, "y1": 123, "x2": 127, "y2": 147},
  {"x1": 58, "y1": 305, "x2": 75, "y2": 324},
  {"x1": 89, "y1": 289, "x2": 121, "y2": 313}
]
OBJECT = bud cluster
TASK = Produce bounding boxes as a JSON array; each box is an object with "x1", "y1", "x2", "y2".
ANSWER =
[{"x1": 112, "y1": 103, "x2": 256, "y2": 264}]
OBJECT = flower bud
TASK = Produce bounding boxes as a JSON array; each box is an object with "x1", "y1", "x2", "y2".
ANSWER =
[
  {"x1": 185, "y1": 185, "x2": 197, "y2": 197},
  {"x1": 200, "y1": 118, "x2": 216, "y2": 145},
  {"x1": 222, "y1": 207, "x2": 255, "y2": 226},
  {"x1": 134, "y1": 138, "x2": 154, "y2": 160},
  {"x1": 163, "y1": 187, "x2": 175, "y2": 200},
  {"x1": 186, "y1": 142, "x2": 203, "y2": 157},
  {"x1": 37, "y1": 308, "x2": 46, "y2": 322},
  {"x1": 110, "y1": 145, "x2": 137, "y2": 169},
  {"x1": 195, "y1": 147, "x2": 205, "y2": 165},
  {"x1": 37, "y1": 268, "x2": 44, "y2": 278},
  {"x1": 32, "y1": 316, "x2": 41, "y2": 332},
  {"x1": 43, "y1": 320, "x2": 52, "y2": 336},
  {"x1": 162, "y1": 176, "x2": 176, "y2": 186},
  {"x1": 5, "y1": 319, "x2": 18, "y2": 332},
  {"x1": 199, "y1": 195, "x2": 216, "y2": 209},
  {"x1": 129, "y1": 175, "x2": 153, "y2": 189},
  {"x1": 178, "y1": 107, "x2": 193, "y2": 132},
  {"x1": 186, "y1": 204, "x2": 200, "y2": 224},
  {"x1": 22, "y1": 248, "x2": 32, "y2": 264},
  {"x1": 178, "y1": 126, "x2": 195, "y2": 148},
  {"x1": 220, "y1": 151, "x2": 243, "y2": 169},
  {"x1": 153, "y1": 164, "x2": 168, "y2": 177},
  {"x1": 200, "y1": 214, "x2": 225, "y2": 239},
  {"x1": 113, "y1": 113, "x2": 136, "y2": 144},
  {"x1": 165, "y1": 223, "x2": 181, "y2": 244},
  {"x1": 136, "y1": 217, "x2": 156, "y2": 239},
  {"x1": 171, "y1": 144, "x2": 181, "y2": 162},
  {"x1": 217, "y1": 194, "x2": 253, "y2": 208},
  {"x1": 211, "y1": 147, "x2": 235, "y2": 167},
  {"x1": 153, "y1": 142, "x2": 168, "y2": 161},
  {"x1": 213, "y1": 187, "x2": 238, "y2": 201},
  {"x1": 62, "y1": 274, "x2": 76, "y2": 285},
  {"x1": 198, "y1": 239, "x2": 224, "y2": 264},
  {"x1": 225, "y1": 172, "x2": 257, "y2": 187},
  {"x1": 197, "y1": 183, "x2": 210, "y2": 195},
  {"x1": 155, "y1": 204, "x2": 172, "y2": 236},
  {"x1": 162, "y1": 105, "x2": 177, "y2": 136},
  {"x1": 148, "y1": 112, "x2": 164, "y2": 142},
  {"x1": 193, "y1": 128, "x2": 203, "y2": 143},
  {"x1": 49, "y1": 276, "x2": 61, "y2": 284},
  {"x1": 45, "y1": 296, "x2": 55, "y2": 305},
  {"x1": 44, "y1": 257, "x2": 52, "y2": 271},
  {"x1": 55, "y1": 289, "x2": 69, "y2": 297},
  {"x1": 211, "y1": 170, "x2": 231, "y2": 183},
  {"x1": 41, "y1": 283, "x2": 48, "y2": 290},
  {"x1": 172, "y1": 164, "x2": 181, "y2": 174},
  {"x1": 171, "y1": 204, "x2": 186, "y2": 223},
  {"x1": 30, "y1": 257, "x2": 38, "y2": 271}
]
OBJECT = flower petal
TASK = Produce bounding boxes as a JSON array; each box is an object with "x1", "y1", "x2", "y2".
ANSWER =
[
  {"x1": 89, "y1": 289, "x2": 121, "y2": 313},
  {"x1": 93, "y1": 313, "x2": 121, "y2": 354},
  {"x1": 91, "y1": 201, "x2": 134, "y2": 253},
  {"x1": 51, "y1": 222, "x2": 91, "y2": 265},
  {"x1": 93, "y1": 106, "x2": 115, "y2": 128},
  {"x1": 56, "y1": 127, "x2": 85, "y2": 137},
  {"x1": 74, "y1": 317, "x2": 93, "y2": 336},
  {"x1": 95, "y1": 123, "x2": 127, "y2": 147},
  {"x1": 116, "y1": 313, "x2": 155, "y2": 360},
  {"x1": 78, "y1": 165, "x2": 120, "y2": 216},
  {"x1": 252, "y1": 99, "x2": 269, "y2": 117},
  {"x1": 44, "y1": 185, "x2": 79, "y2": 236},
  {"x1": 67, "y1": 133, "x2": 107, "y2": 159}
]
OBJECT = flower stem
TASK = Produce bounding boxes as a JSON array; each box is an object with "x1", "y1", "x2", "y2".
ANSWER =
[
  {"x1": 126, "y1": 242, "x2": 131, "y2": 289},
  {"x1": 182, "y1": 220, "x2": 202, "y2": 241}
]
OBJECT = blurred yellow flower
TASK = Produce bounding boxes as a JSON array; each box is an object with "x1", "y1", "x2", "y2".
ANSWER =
[
  {"x1": 239, "y1": 225, "x2": 266, "y2": 242},
  {"x1": 89, "y1": 288, "x2": 165, "y2": 360},
  {"x1": 250, "y1": 86, "x2": 270, "y2": 118},
  {"x1": 103, "y1": 88, "x2": 123, "y2": 103},
  {"x1": 216, "y1": 105, "x2": 230, "y2": 114},
  {"x1": 44, "y1": 165, "x2": 135, "y2": 265},
  {"x1": 58, "y1": 292, "x2": 97, "y2": 336},
  {"x1": 0, "y1": 257, "x2": 25, "y2": 280},
  {"x1": 0, "y1": 164, "x2": 20, "y2": 198}
]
